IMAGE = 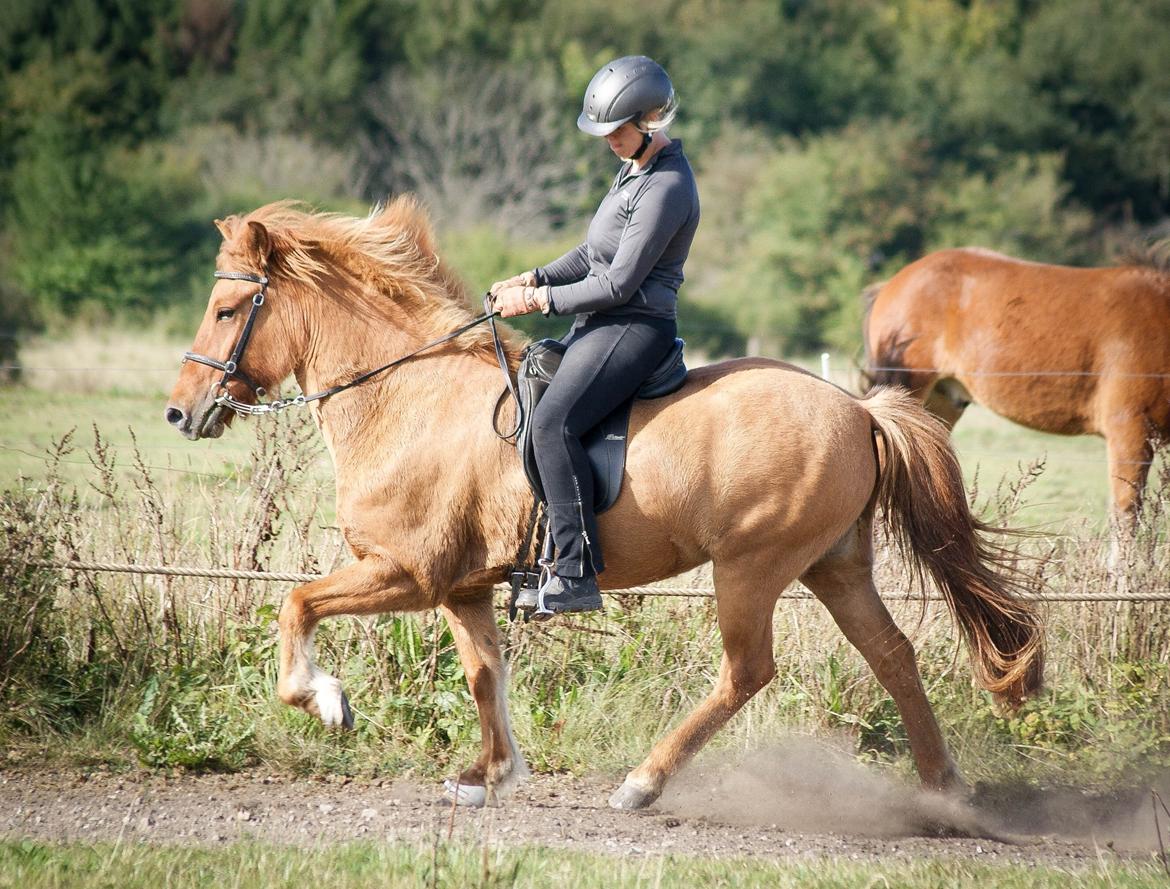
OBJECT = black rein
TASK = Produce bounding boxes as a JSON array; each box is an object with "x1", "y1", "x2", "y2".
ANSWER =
[{"x1": 182, "y1": 270, "x2": 522, "y2": 440}]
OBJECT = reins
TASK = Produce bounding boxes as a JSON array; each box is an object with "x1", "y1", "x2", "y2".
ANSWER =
[{"x1": 183, "y1": 271, "x2": 522, "y2": 439}]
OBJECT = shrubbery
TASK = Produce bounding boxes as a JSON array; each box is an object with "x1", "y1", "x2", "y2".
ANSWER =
[{"x1": 2, "y1": 1, "x2": 1168, "y2": 357}]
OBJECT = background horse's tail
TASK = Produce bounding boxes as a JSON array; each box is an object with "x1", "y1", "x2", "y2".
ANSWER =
[
  {"x1": 862, "y1": 386, "x2": 1044, "y2": 709},
  {"x1": 858, "y1": 281, "x2": 885, "y2": 392}
]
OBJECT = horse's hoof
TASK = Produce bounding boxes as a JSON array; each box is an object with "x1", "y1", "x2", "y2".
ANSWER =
[
  {"x1": 608, "y1": 779, "x2": 659, "y2": 811},
  {"x1": 311, "y1": 675, "x2": 350, "y2": 728},
  {"x1": 443, "y1": 779, "x2": 487, "y2": 807}
]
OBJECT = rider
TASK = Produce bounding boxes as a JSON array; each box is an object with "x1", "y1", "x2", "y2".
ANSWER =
[{"x1": 491, "y1": 55, "x2": 700, "y2": 619}]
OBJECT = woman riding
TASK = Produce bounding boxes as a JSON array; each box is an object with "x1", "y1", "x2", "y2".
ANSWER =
[{"x1": 490, "y1": 55, "x2": 701, "y2": 619}]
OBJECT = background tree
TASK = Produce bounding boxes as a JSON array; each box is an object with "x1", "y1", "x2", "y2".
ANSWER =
[{"x1": 0, "y1": 0, "x2": 1165, "y2": 359}]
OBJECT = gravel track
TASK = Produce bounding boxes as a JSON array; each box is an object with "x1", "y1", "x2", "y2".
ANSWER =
[{"x1": 1, "y1": 763, "x2": 1157, "y2": 867}]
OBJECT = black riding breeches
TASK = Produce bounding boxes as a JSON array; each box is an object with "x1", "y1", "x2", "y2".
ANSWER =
[{"x1": 531, "y1": 314, "x2": 678, "y2": 578}]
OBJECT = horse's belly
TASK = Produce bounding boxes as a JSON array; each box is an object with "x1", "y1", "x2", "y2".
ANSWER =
[
  {"x1": 597, "y1": 369, "x2": 877, "y2": 584},
  {"x1": 960, "y1": 377, "x2": 1096, "y2": 436}
]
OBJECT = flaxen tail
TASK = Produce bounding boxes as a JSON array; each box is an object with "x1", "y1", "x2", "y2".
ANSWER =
[{"x1": 863, "y1": 387, "x2": 1044, "y2": 709}]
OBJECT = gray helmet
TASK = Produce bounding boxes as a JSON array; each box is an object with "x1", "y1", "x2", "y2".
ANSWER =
[{"x1": 577, "y1": 55, "x2": 674, "y2": 137}]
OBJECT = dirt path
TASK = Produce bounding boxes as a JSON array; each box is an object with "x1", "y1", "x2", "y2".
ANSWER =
[{"x1": 0, "y1": 759, "x2": 1157, "y2": 867}]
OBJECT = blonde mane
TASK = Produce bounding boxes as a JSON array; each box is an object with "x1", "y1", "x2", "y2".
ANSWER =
[{"x1": 240, "y1": 197, "x2": 508, "y2": 355}]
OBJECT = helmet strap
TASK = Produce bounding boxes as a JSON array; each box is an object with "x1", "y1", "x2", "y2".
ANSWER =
[{"x1": 629, "y1": 131, "x2": 654, "y2": 161}]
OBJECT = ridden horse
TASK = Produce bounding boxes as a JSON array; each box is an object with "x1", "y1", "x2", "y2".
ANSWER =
[
  {"x1": 166, "y1": 200, "x2": 1043, "y2": 810},
  {"x1": 863, "y1": 247, "x2": 1170, "y2": 531}
]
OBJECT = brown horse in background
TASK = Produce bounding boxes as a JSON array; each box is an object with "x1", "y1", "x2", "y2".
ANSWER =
[
  {"x1": 166, "y1": 200, "x2": 1042, "y2": 810},
  {"x1": 863, "y1": 248, "x2": 1170, "y2": 530}
]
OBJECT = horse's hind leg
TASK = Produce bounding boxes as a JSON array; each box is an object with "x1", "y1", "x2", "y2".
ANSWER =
[
  {"x1": 277, "y1": 558, "x2": 428, "y2": 728},
  {"x1": 439, "y1": 592, "x2": 528, "y2": 806},
  {"x1": 609, "y1": 554, "x2": 783, "y2": 810},
  {"x1": 800, "y1": 521, "x2": 964, "y2": 793}
]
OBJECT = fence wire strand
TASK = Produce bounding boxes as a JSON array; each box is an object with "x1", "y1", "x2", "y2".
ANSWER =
[{"x1": 30, "y1": 560, "x2": 1170, "y2": 603}]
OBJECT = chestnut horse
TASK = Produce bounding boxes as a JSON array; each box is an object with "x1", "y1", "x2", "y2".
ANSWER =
[
  {"x1": 167, "y1": 200, "x2": 1042, "y2": 810},
  {"x1": 863, "y1": 248, "x2": 1170, "y2": 530}
]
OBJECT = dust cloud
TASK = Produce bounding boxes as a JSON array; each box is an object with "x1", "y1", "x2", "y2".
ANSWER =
[{"x1": 656, "y1": 736, "x2": 1170, "y2": 851}]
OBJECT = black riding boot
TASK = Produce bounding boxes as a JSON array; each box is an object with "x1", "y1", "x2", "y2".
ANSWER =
[{"x1": 529, "y1": 497, "x2": 602, "y2": 619}]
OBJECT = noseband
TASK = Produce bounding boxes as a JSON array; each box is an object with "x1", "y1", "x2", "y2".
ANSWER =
[{"x1": 182, "y1": 269, "x2": 521, "y2": 438}]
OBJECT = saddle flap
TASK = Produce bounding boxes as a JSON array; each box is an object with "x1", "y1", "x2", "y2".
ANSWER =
[{"x1": 516, "y1": 336, "x2": 688, "y2": 513}]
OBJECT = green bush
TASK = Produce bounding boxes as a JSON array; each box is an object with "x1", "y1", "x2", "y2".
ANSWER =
[
  {"x1": 5, "y1": 120, "x2": 210, "y2": 322},
  {"x1": 714, "y1": 120, "x2": 1093, "y2": 353},
  {"x1": 130, "y1": 668, "x2": 256, "y2": 770}
]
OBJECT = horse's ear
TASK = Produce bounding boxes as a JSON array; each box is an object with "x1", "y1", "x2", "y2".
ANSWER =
[
  {"x1": 214, "y1": 216, "x2": 238, "y2": 241},
  {"x1": 246, "y1": 220, "x2": 272, "y2": 267}
]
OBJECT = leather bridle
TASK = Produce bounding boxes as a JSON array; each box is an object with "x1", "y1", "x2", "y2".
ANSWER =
[
  {"x1": 183, "y1": 271, "x2": 272, "y2": 407},
  {"x1": 182, "y1": 270, "x2": 522, "y2": 439}
]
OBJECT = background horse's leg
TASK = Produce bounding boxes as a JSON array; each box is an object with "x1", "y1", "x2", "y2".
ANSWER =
[
  {"x1": 439, "y1": 592, "x2": 528, "y2": 806},
  {"x1": 1104, "y1": 422, "x2": 1154, "y2": 581},
  {"x1": 1105, "y1": 422, "x2": 1154, "y2": 534},
  {"x1": 609, "y1": 555, "x2": 783, "y2": 810},
  {"x1": 277, "y1": 558, "x2": 425, "y2": 728},
  {"x1": 801, "y1": 522, "x2": 964, "y2": 793}
]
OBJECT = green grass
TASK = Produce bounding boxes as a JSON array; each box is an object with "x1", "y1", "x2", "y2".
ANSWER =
[
  {"x1": 950, "y1": 404, "x2": 1118, "y2": 533},
  {"x1": 0, "y1": 387, "x2": 256, "y2": 488},
  {"x1": 0, "y1": 841, "x2": 1163, "y2": 889}
]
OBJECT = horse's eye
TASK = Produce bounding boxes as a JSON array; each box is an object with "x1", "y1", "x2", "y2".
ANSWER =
[{"x1": 216, "y1": 307, "x2": 235, "y2": 321}]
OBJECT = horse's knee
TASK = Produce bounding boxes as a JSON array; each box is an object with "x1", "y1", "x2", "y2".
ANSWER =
[{"x1": 724, "y1": 657, "x2": 776, "y2": 704}]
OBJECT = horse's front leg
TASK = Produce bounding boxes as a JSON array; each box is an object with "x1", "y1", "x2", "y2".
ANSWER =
[
  {"x1": 277, "y1": 557, "x2": 427, "y2": 728},
  {"x1": 439, "y1": 591, "x2": 528, "y2": 806}
]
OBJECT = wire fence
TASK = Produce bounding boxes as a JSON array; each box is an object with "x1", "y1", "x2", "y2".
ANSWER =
[
  {"x1": 8, "y1": 360, "x2": 1170, "y2": 380},
  {"x1": 5, "y1": 345, "x2": 1147, "y2": 478},
  {"x1": 31, "y1": 559, "x2": 1170, "y2": 603}
]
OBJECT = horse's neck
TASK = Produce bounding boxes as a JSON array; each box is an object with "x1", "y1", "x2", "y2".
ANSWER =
[{"x1": 293, "y1": 303, "x2": 522, "y2": 500}]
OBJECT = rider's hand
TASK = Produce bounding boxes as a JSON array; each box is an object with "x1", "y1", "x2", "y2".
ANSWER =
[
  {"x1": 492, "y1": 285, "x2": 532, "y2": 318},
  {"x1": 489, "y1": 270, "x2": 536, "y2": 296},
  {"x1": 492, "y1": 285, "x2": 549, "y2": 318}
]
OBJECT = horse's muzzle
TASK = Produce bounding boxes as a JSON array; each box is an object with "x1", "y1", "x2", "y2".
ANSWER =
[{"x1": 165, "y1": 396, "x2": 227, "y2": 441}]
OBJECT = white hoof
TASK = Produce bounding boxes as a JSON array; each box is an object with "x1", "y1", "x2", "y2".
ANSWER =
[
  {"x1": 443, "y1": 779, "x2": 487, "y2": 807},
  {"x1": 310, "y1": 675, "x2": 352, "y2": 729}
]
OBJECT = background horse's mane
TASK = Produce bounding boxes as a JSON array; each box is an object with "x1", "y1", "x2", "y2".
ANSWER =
[
  {"x1": 240, "y1": 196, "x2": 507, "y2": 355},
  {"x1": 1117, "y1": 236, "x2": 1170, "y2": 275}
]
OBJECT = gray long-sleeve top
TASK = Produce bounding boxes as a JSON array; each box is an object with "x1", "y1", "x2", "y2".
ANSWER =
[{"x1": 534, "y1": 139, "x2": 700, "y2": 320}]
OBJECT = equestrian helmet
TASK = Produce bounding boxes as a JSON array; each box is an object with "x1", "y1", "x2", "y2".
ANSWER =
[{"x1": 577, "y1": 55, "x2": 674, "y2": 136}]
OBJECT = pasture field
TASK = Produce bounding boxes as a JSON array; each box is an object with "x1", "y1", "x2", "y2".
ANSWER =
[
  {"x1": 1, "y1": 331, "x2": 1136, "y2": 530},
  {"x1": 2, "y1": 327, "x2": 1170, "y2": 883}
]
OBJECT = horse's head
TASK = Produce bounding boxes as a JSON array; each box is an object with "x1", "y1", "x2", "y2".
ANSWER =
[{"x1": 165, "y1": 215, "x2": 298, "y2": 440}]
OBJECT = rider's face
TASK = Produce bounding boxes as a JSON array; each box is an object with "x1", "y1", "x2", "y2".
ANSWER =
[{"x1": 604, "y1": 122, "x2": 646, "y2": 160}]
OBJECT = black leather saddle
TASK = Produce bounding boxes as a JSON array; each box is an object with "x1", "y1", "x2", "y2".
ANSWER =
[{"x1": 516, "y1": 337, "x2": 687, "y2": 513}]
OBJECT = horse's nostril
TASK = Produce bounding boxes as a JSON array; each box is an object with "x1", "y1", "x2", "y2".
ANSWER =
[{"x1": 165, "y1": 407, "x2": 186, "y2": 427}]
